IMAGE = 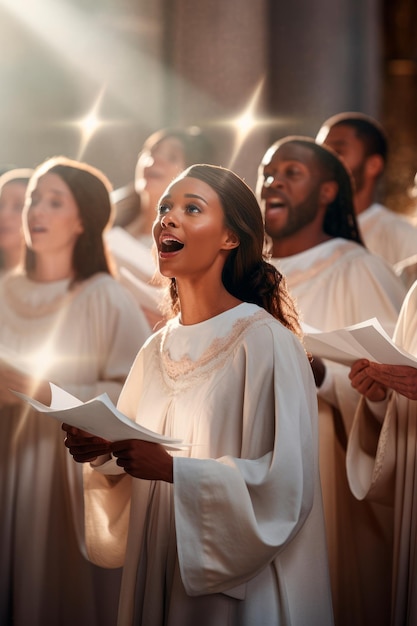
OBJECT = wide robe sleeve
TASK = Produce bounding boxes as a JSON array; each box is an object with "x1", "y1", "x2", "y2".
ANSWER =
[
  {"x1": 82, "y1": 345, "x2": 150, "y2": 568},
  {"x1": 346, "y1": 281, "x2": 417, "y2": 506},
  {"x1": 173, "y1": 323, "x2": 317, "y2": 596},
  {"x1": 346, "y1": 395, "x2": 397, "y2": 506}
]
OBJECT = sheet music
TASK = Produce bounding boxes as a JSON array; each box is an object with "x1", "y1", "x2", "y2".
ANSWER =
[
  {"x1": 13, "y1": 383, "x2": 185, "y2": 450},
  {"x1": 303, "y1": 318, "x2": 417, "y2": 367}
]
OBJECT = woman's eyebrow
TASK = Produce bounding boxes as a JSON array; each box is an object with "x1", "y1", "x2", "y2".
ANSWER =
[
  {"x1": 184, "y1": 193, "x2": 208, "y2": 204},
  {"x1": 160, "y1": 192, "x2": 208, "y2": 205}
]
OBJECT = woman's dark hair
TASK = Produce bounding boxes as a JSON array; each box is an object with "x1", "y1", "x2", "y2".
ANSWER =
[
  {"x1": 0, "y1": 168, "x2": 34, "y2": 269},
  {"x1": 274, "y1": 137, "x2": 364, "y2": 245},
  {"x1": 162, "y1": 164, "x2": 302, "y2": 339},
  {"x1": 24, "y1": 156, "x2": 115, "y2": 282}
]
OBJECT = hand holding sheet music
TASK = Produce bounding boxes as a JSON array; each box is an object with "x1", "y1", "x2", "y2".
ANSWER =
[{"x1": 12, "y1": 383, "x2": 184, "y2": 450}]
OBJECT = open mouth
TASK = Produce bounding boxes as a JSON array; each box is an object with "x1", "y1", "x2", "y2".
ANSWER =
[
  {"x1": 267, "y1": 199, "x2": 286, "y2": 210},
  {"x1": 160, "y1": 237, "x2": 184, "y2": 253}
]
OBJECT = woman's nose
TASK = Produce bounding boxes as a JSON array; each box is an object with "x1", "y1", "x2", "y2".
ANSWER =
[{"x1": 160, "y1": 211, "x2": 177, "y2": 228}]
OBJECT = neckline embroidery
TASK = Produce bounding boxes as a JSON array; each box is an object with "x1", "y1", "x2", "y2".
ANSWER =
[{"x1": 157, "y1": 309, "x2": 269, "y2": 391}]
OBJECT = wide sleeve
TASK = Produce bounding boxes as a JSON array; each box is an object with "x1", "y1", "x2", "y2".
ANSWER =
[
  {"x1": 346, "y1": 282, "x2": 417, "y2": 506},
  {"x1": 173, "y1": 324, "x2": 317, "y2": 596},
  {"x1": 82, "y1": 345, "x2": 150, "y2": 568},
  {"x1": 346, "y1": 395, "x2": 397, "y2": 506}
]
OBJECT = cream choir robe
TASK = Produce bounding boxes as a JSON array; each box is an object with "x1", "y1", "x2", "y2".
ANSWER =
[
  {"x1": 271, "y1": 238, "x2": 406, "y2": 626},
  {"x1": 394, "y1": 252, "x2": 417, "y2": 291},
  {"x1": 84, "y1": 303, "x2": 334, "y2": 626},
  {"x1": 358, "y1": 203, "x2": 417, "y2": 267},
  {"x1": 0, "y1": 271, "x2": 151, "y2": 626},
  {"x1": 347, "y1": 280, "x2": 417, "y2": 626}
]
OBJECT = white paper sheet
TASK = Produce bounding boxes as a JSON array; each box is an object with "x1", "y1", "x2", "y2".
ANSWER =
[
  {"x1": 303, "y1": 318, "x2": 417, "y2": 367},
  {"x1": 12, "y1": 383, "x2": 184, "y2": 450}
]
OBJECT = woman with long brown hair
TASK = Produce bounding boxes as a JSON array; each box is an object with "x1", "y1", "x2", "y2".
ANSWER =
[{"x1": 0, "y1": 156, "x2": 150, "y2": 626}]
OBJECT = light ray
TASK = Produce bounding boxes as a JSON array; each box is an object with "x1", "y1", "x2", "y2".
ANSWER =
[
  {"x1": 227, "y1": 77, "x2": 266, "y2": 168},
  {"x1": 0, "y1": 0, "x2": 218, "y2": 131},
  {"x1": 205, "y1": 77, "x2": 293, "y2": 170},
  {"x1": 62, "y1": 85, "x2": 107, "y2": 160}
]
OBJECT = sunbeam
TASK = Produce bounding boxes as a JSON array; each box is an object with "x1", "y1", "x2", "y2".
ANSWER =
[{"x1": 59, "y1": 85, "x2": 108, "y2": 160}]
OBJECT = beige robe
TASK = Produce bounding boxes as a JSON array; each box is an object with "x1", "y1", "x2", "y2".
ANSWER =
[
  {"x1": 358, "y1": 203, "x2": 417, "y2": 267},
  {"x1": 272, "y1": 238, "x2": 407, "y2": 626},
  {"x1": 0, "y1": 271, "x2": 150, "y2": 626},
  {"x1": 84, "y1": 303, "x2": 334, "y2": 626},
  {"x1": 347, "y1": 280, "x2": 417, "y2": 625}
]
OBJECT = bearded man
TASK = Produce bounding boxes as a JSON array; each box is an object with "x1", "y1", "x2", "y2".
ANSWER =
[{"x1": 257, "y1": 136, "x2": 406, "y2": 626}]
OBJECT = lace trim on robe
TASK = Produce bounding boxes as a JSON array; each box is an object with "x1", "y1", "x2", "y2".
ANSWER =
[{"x1": 157, "y1": 309, "x2": 270, "y2": 393}]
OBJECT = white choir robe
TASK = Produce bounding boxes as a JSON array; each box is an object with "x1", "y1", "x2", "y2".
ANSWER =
[
  {"x1": 0, "y1": 271, "x2": 151, "y2": 626},
  {"x1": 271, "y1": 238, "x2": 406, "y2": 626},
  {"x1": 84, "y1": 303, "x2": 334, "y2": 626},
  {"x1": 347, "y1": 280, "x2": 417, "y2": 626},
  {"x1": 358, "y1": 203, "x2": 417, "y2": 267}
]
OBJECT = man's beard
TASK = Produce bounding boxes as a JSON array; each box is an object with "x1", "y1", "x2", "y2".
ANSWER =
[{"x1": 265, "y1": 188, "x2": 321, "y2": 241}]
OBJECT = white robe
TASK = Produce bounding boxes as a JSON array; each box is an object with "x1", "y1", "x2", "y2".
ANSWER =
[
  {"x1": 272, "y1": 238, "x2": 406, "y2": 626},
  {"x1": 394, "y1": 253, "x2": 417, "y2": 291},
  {"x1": 84, "y1": 303, "x2": 334, "y2": 626},
  {"x1": 0, "y1": 271, "x2": 151, "y2": 626},
  {"x1": 358, "y1": 203, "x2": 417, "y2": 267},
  {"x1": 347, "y1": 280, "x2": 417, "y2": 625}
]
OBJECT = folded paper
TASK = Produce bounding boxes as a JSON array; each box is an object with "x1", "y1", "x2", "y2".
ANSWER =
[{"x1": 13, "y1": 383, "x2": 184, "y2": 450}]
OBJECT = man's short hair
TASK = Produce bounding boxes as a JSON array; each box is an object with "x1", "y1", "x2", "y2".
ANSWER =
[{"x1": 316, "y1": 112, "x2": 388, "y2": 164}]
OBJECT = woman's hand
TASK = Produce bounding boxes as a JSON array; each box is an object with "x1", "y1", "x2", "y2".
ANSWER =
[
  {"x1": 62, "y1": 424, "x2": 112, "y2": 462},
  {"x1": 111, "y1": 439, "x2": 173, "y2": 483},
  {"x1": 63, "y1": 425, "x2": 174, "y2": 481}
]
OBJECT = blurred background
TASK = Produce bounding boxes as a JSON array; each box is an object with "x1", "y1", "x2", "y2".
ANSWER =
[{"x1": 0, "y1": 0, "x2": 416, "y2": 213}]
